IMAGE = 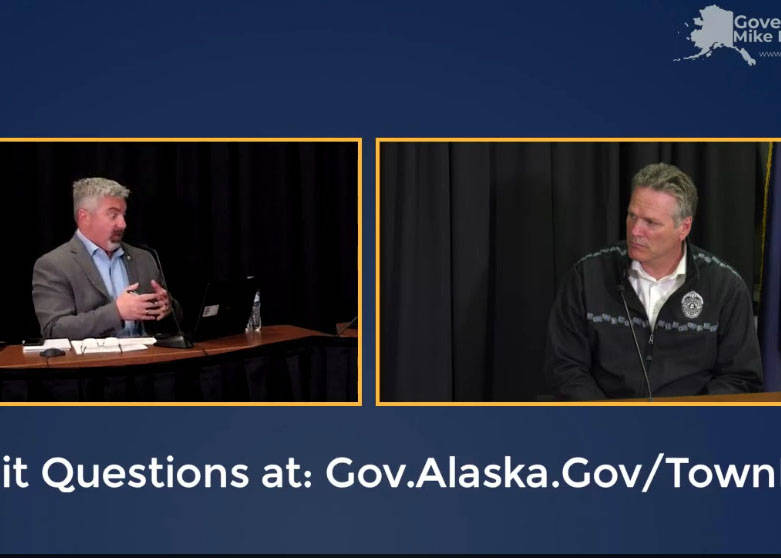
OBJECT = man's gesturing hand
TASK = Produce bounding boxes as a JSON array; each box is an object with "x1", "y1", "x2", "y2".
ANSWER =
[
  {"x1": 115, "y1": 282, "x2": 161, "y2": 321},
  {"x1": 149, "y1": 279, "x2": 172, "y2": 321}
]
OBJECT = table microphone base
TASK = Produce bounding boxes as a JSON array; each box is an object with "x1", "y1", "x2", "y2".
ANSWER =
[{"x1": 154, "y1": 334, "x2": 194, "y2": 349}]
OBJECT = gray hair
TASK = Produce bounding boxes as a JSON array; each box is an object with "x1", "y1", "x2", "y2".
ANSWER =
[
  {"x1": 72, "y1": 177, "x2": 130, "y2": 220},
  {"x1": 631, "y1": 163, "x2": 698, "y2": 225}
]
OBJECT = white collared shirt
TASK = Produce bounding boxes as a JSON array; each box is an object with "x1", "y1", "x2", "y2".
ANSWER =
[{"x1": 628, "y1": 244, "x2": 687, "y2": 330}]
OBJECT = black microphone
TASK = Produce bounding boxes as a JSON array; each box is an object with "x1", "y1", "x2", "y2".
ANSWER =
[
  {"x1": 134, "y1": 243, "x2": 193, "y2": 349},
  {"x1": 617, "y1": 282, "x2": 653, "y2": 401}
]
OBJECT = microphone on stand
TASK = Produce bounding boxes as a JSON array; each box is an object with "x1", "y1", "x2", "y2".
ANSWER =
[
  {"x1": 135, "y1": 243, "x2": 193, "y2": 349},
  {"x1": 617, "y1": 281, "x2": 653, "y2": 402}
]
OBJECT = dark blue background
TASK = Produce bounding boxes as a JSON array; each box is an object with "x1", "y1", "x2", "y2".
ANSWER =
[{"x1": 1, "y1": 0, "x2": 779, "y2": 553}]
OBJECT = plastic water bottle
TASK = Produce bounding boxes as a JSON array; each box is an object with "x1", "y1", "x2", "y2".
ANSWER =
[{"x1": 246, "y1": 290, "x2": 262, "y2": 332}]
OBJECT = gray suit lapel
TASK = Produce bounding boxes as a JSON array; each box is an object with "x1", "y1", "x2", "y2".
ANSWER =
[
  {"x1": 68, "y1": 235, "x2": 111, "y2": 300},
  {"x1": 124, "y1": 244, "x2": 139, "y2": 287}
]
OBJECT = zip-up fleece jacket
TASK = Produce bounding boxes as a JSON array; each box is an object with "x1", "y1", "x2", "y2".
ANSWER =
[{"x1": 545, "y1": 241, "x2": 763, "y2": 400}]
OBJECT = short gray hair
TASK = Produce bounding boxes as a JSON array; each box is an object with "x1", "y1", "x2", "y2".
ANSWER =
[
  {"x1": 631, "y1": 162, "x2": 698, "y2": 225},
  {"x1": 72, "y1": 177, "x2": 130, "y2": 220}
]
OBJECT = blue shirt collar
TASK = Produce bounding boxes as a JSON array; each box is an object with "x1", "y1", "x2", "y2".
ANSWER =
[{"x1": 75, "y1": 229, "x2": 124, "y2": 259}]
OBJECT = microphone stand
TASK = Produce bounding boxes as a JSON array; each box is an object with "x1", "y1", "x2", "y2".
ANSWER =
[
  {"x1": 135, "y1": 243, "x2": 193, "y2": 349},
  {"x1": 617, "y1": 282, "x2": 653, "y2": 401}
]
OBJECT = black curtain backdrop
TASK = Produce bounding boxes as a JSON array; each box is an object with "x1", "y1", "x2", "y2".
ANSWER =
[
  {"x1": 381, "y1": 142, "x2": 765, "y2": 402},
  {"x1": 1, "y1": 141, "x2": 357, "y2": 342}
]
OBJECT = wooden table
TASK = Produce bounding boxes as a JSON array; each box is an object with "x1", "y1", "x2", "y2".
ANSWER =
[
  {"x1": 0, "y1": 325, "x2": 357, "y2": 402},
  {"x1": 0, "y1": 325, "x2": 326, "y2": 369}
]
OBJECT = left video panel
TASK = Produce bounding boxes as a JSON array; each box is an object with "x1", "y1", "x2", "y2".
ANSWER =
[{"x1": 0, "y1": 139, "x2": 360, "y2": 405}]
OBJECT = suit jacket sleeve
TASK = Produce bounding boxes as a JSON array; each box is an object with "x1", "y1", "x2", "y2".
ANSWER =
[
  {"x1": 32, "y1": 254, "x2": 123, "y2": 339},
  {"x1": 703, "y1": 277, "x2": 763, "y2": 394},
  {"x1": 545, "y1": 266, "x2": 608, "y2": 401}
]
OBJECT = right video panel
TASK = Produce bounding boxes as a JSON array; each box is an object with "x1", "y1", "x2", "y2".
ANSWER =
[{"x1": 378, "y1": 140, "x2": 771, "y2": 403}]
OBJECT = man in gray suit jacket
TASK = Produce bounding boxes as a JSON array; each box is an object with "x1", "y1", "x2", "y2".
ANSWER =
[{"x1": 32, "y1": 178, "x2": 175, "y2": 339}]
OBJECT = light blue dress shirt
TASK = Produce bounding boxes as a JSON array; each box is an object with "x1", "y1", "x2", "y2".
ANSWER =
[{"x1": 76, "y1": 229, "x2": 141, "y2": 337}]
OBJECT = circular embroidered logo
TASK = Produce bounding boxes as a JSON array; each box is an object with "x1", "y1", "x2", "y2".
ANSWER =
[{"x1": 681, "y1": 291, "x2": 704, "y2": 319}]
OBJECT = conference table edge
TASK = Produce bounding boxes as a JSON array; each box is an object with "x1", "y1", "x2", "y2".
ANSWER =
[{"x1": 0, "y1": 325, "x2": 340, "y2": 370}]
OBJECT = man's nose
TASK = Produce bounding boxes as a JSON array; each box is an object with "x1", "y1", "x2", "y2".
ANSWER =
[{"x1": 117, "y1": 215, "x2": 126, "y2": 229}]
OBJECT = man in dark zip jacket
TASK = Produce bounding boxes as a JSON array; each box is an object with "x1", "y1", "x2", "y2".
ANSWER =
[{"x1": 545, "y1": 163, "x2": 763, "y2": 400}]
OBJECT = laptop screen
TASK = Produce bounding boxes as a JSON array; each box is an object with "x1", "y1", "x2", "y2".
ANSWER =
[{"x1": 191, "y1": 277, "x2": 259, "y2": 341}]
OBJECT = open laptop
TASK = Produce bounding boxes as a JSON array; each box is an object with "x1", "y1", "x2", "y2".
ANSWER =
[{"x1": 189, "y1": 276, "x2": 259, "y2": 342}]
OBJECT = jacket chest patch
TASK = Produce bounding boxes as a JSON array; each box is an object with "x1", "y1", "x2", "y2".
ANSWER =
[{"x1": 681, "y1": 290, "x2": 704, "y2": 319}]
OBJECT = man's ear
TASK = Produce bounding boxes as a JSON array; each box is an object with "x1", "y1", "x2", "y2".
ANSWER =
[
  {"x1": 678, "y1": 216, "x2": 692, "y2": 241},
  {"x1": 76, "y1": 207, "x2": 89, "y2": 226}
]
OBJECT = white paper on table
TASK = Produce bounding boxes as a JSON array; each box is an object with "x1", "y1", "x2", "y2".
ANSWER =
[
  {"x1": 118, "y1": 343, "x2": 149, "y2": 352},
  {"x1": 71, "y1": 337, "x2": 154, "y2": 355},
  {"x1": 118, "y1": 337, "x2": 157, "y2": 346},
  {"x1": 71, "y1": 340, "x2": 117, "y2": 354},
  {"x1": 115, "y1": 337, "x2": 155, "y2": 352},
  {"x1": 22, "y1": 339, "x2": 72, "y2": 353}
]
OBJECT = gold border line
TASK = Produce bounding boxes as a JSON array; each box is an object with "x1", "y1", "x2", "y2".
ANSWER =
[
  {"x1": 375, "y1": 401, "x2": 781, "y2": 407},
  {"x1": 378, "y1": 137, "x2": 779, "y2": 142},
  {"x1": 375, "y1": 138, "x2": 382, "y2": 407},
  {"x1": 1, "y1": 137, "x2": 361, "y2": 408},
  {"x1": 375, "y1": 137, "x2": 780, "y2": 407},
  {"x1": 2, "y1": 138, "x2": 360, "y2": 142},
  {"x1": 357, "y1": 139, "x2": 363, "y2": 406},
  {"x1": 0, "y1": 402, "x2": 360, "y2": 407}
]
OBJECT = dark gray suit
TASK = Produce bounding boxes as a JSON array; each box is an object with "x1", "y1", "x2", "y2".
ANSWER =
[{"x1": 32, "y1": 234, "x2": 175, "y2": 339}]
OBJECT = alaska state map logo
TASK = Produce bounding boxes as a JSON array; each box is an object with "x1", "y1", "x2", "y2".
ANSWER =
[{"x1": 674, "y1": 4, "x2": 781, "y2": 66}]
